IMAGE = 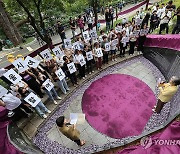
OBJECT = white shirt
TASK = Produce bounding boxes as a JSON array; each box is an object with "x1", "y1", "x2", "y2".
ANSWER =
[
  {"x1": 2, "y1": 93, "x2": 21, "y2": 110},
  {"x1": 160, "y1": 11, "x2": 171, "y2": 24}
]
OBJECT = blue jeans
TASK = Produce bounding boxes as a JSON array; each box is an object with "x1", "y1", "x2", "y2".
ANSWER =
[
  {"x1": 45, "y1": 87, "x2": 58, "y2": 101},
  {"x1": 106, "y1": 22, "x2": 111, "y2": 32},
  {"x1": 34, "y1": 101, "x2": 48, "y2": 117},
  {"x1": 57, "y1": 78, "x2": 69, "y2": 94}
]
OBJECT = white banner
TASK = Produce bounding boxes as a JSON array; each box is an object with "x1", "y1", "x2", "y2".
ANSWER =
[
  {"x1": 67, "y1": 62, "x2": 77, "y2": 74},
  {"x1": 55, "y1": 68, "x2": 66, "y2": 81},
  {"x1": 24, "y1": 92, "x2": 41, "y2": 107},
  {"x1": 78, "y1": 55, "x2": 86, "y2": 66},
  {"x1": 72, "y1": 42, "x2": 81, "y2": 50},
  {"x1": 40, "y1": 49, "x2": 53, "y2": 61},
  {"x1": 64, "y1": 38, "x2": 72, "y2": 49},
  {"x1": 104, "y1": 42, "x2": 111, "y2": 51},
  {"x1": 83, "y1": 31, "x2": 90, "y2": 41},
  {"x1": 3, "y1": 69, "x2": 22, "y2": 84},
  {"x1": 86, "y1": 51, "x2": 93, "y2": 61},
  {"x1": 52, "y1": 47, "x2": 64, "y2": 58},
  {"x1": 42, "y1": 79, "x2": 54, "y2": 91},
  {"x1": 0, "y1": 85, "x2": 8, "y2": 98},
  {"x1": 25, "y1": 56, "x2": 40, "y2": 68},
  {"x1": 95, "y1": 48, "x2": 103, "y2": 58},
  {"x1": 12, "y1": 58, "x2": 29, "y2": 73}
]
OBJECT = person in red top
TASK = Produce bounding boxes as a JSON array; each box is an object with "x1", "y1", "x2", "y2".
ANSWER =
[{"x1": 77, "y1": 15, "x2": 85, "y2": 35}]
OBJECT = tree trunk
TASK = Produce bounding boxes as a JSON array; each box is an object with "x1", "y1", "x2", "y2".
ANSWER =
[
  {"x1": 145, "y1": 0, "x2": 149, "y2": 10},
  {"x1": 0, "y1": 0, "x2": 22, "y2": 46},
  {"x1": 92, "y1": 0, "x2": 98, "y2": 29}
]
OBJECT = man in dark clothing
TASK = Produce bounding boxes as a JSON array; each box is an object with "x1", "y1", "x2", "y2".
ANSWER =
[
  {"x1": 166, "y1": 0, "x2": 176, "y2": 11},
  {"x1": 105, "y1": 8, "x2": 111, "y2": 32},
  {"x1": 57, "y1": 21, "x2": 66, "y2": 43},
  {"x1": 149, "y1": 10, "x2": 159, "y2": 33},
  {"x1": 172, "y1": 6, "x2": 180, "y2": 34}
]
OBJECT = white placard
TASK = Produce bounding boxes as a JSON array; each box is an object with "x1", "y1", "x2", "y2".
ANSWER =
[
  {"x1": 67, "y1": 62, "x2": 77, "y2": 74},
  {"x1": 72, "y1": 42, "x2": 81, "y2": 50},
  {"x1": 140, "y1": 29, "x2": 146, "y2": 35},
  {"x1": 70, "y1": 113, "x2": 78, "y2": 125},
  {"x1": 52, "y1": 47, "x2": 64, "y2": 58},
  {"x1": 0, "y1": 85, "x2": 8, "y2": 98},
  {"x1": 111, "y1": 39, "x2": 119, "y2": 46},
  {"x1": 55, "y1": 68, "x2": 66, "y2": 81},
  {"x1": 40, "y1": 49, "x2": 53, "y2": 61},
  {"x1": 95, "y1": 48, "x2": 103, "y2": 58},
  {"x1": 135, "y1": 18, "x2": 142, "y2": 25},
  {"x1": 12, "y1": 58, "x2": 29, "y2": 73},
  {"x1": 105, "y1": 42, "x2": 111, "y2": 51},
  {"x1": 25, "y1": 56, "x2": 40, "y2": 68},
  {"x1": 42, "y1": 79, "x2": 54, "y2": 91},
  {"x1": 24, "y1": 92, "x2": 41, "y2": 107},
  {"x1": 133, "y1": 30, "x2": 139, "y2": 37},
  {"x1": 121, "y1": 37, "x2": 129, "y2": 43},
  {"x1": 78, "y1": 55, "x2": 86, "y2": 66},
  {"x1": 89, "y1": 29, "x2": 98, "y2": 39},
  {"x1": 3, "y1": 69, "x2": 22, "y2": 84},
  {"x1": 83, "y1": 31, "x2": 90, "y2": 41},
  {"x1": 64, "y1": 38, "x2": 72, "y2": 49},
  {"x1": 86, "y1": 51, "x2": 93, "y2": 61}
]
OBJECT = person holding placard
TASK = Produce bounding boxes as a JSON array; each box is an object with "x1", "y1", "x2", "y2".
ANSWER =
[
  {"x1": 74, "y1": 49, "x2": 86, "y2": 80},
  {"x1": 18, "y1": 87, "x2": 51, "y2": 119},
  {"x1": 83, "y1": 45, "x2": 94, "y2": 75},
  {"x1": 63, "y1": 56, "x2": 78, "y2": 87},
  {"x1": 57, "y1": 21, "x2": 66, "y2": 43},
  {"x1": 101, "y1": 36, "x2": 110, "y2": 64},
  {"x1": 93, "y1": 42, "x2": 103, "y2": 70},
  {"x1": 50, "y1": 65, "x2": 70, "y2": 95},
  {"x1": 120, "y1": 30, "x2": 128, "y2": 57},
  {"x1": 56, "y1": 116, "x2": 85, "y2": 146},
  {"x1": 20, "y1": 70, "x2": 44, "y2": 98},
  {"x1": 129, "y1": 26, "x2": 138, "y2": 55},
  {"x1": 36, "y1": 72, "x2": 61, "y2": 105},
  {"x1": 110, "y1": 34, "x2": 118, "y2": 62}
]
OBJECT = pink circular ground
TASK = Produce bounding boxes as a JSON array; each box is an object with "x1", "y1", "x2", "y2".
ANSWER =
[{"x1": 82, "y1": 74, "x2": 156, "y2": 139}]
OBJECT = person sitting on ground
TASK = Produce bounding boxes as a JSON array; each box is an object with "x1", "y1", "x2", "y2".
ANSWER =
[
  {"x1": 56, "y1": 116, "x2": 85, "y2": 146},
  {"x1": 152, "y1": 76, "x2": 180, "y2": 114}
]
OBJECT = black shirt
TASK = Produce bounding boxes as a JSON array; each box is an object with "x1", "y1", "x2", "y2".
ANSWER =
[
  {"x1": 69, "y1": 21, "x2": 76, "y2": 30},
  {"x1": 105, "y1": 12, "x2": 111, "y2": 22}
]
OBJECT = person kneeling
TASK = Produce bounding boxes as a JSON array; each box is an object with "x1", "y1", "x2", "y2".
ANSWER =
[{"x1": 56, "y1": 116, "x2": 85, "y2": 146}]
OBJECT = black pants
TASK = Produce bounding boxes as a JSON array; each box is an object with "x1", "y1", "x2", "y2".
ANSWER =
[
  {"x1": 74, "y1": 139, "x2": 81, "y2": 145},
  {"x1": 120, "y1": 43, "x2": 126, "y2": 56},
  {"x1": 129, "y1": 41, "x2": 136, "y2": 55},
  {"x1": 172, "y1": 24, "x2": 180, "y2": 34},
  {"x1": 137, "y1": 36, "x2": 146, "y2": 52},
  {"x1": 88, "y1": 23, "x2": 93, "y2": 30},
  {"x1": 149, "y1": 22, "x2": 158, "y2": 33},
  {"x1": 155, "y1": 99, "x2": 166, "y2": 114},
  {"x1": 77, "y1": 64, "x2": 85, "y2": 78},
  {"x1": 69, "y1": 73, "x2": 77, "y2": 85},
  {"x1": 103, "y1": 52, "x2": 109, "y2": 64},
  {"x1": 86, "y1": 60, "x2": 93, "y2": 73},
  {"x1": 159, "y1": 23, "x2": 169, "y2": 34}
]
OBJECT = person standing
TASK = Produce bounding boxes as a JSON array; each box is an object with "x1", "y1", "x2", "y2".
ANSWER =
[
  {"x1": 105, "y1": 8, "x2": 111, "y2": 32},
  {"x1": 69, "y1": 17, "x2": 76, "y2": 39},
  {"x1": 149, "y1": 10, "x2": 159, "y2": 33},
  {"x1": 152, "y1": 76, "x2": 180, "y2": 114},
  {"x1": 87, "y1": 13, "x2": 93, "y2": 30},
  {"x1": 77, "y1": 15, "x2": 85, "y2": 35},
  {"x1": 172, "y1": 6, "x2": 180, "y2": 34},
  {"x1": 56, "y1": 116, "x2": 85, "y2": 146},
  {"x1": 57, "y1": 21, "x2": 66, "y2": 44}
]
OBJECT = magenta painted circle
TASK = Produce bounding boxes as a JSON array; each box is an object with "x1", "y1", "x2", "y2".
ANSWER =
[{"x1": 82, "y1": 74, "x2": 156, "y2": 139}]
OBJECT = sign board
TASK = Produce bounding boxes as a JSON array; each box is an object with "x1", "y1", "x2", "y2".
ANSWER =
[
  {"x1": 24, "y1": 92, "x2": 41, "y2": 107},
  {"x1": 52, "y1": 47, "x2": 64, "y2": 58},
  {"x1": 12, "y1": 58, "x2": 29, "y2": 73},
  {"x1": 40, "y1": 49, "x2": 53, "y2": 61},
  {"x1": 55, "y1": 68, "x2": 66, "y2": 81},
  {"x1": 67, "y1": 62, "x2": 77, "y2": 74},
  {"x1": 3, "y1": 69, "x2": 22, "y2": 84},
  {"x1": 42, "y1": 79, "x2": 54, "y2": 91},
  {"x1": 64, "y1": 38, "x2": 72, "y2": 49},
  {"x1": 105, "y1": 43, "x2": 111, "y2": 51},
  {"x1": 95, "y1": 48, "x2": 103, "y2": 58},
  {"x1": 86, "y1": 51, "x2": 93, "y2": 61},
  {"x1": 25, "y1": 56, "x2": 40, "y2": 68}
]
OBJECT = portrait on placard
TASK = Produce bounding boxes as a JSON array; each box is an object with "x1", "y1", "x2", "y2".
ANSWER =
[
  {"x1": 24, "y1": 92, "x2": 41, "y2": 107},
  {"x1": 86, "y1": 51, "x2": 93, "y2": 61},
  {"x1": 96, "y1": 48, "x2": 103, "y2": 58},
  {"x1": 25, "y1": 56, "x2": 40, "y2": 68},
  {"x1": 67, "y1": 62, "x2": 77, "y2": 74},
  {"x1": 55, "y1": 68, "x2": 66, "y2": 81},
  {"x1": 64, "y1": 38, "x2": 72, "y2": 49},
  {"x1": 12, "y1": 58, "x2": 29, "y2": 73},
  {"x1": 52, "y1": 47, "x2": 64, "y2": 58},
  {"x1": 105, "y1": 43, "x2": 111, "y2": 51},
  {"x1": 42, "y1": 79, "x2": 54, "y2": 91},
  {"x1": 40, "y1": 49, "x2": 53, "y2": 61},
  {"x1": 72, "y1": 42, "x2": 81, "y2": 50},
  {"x1": 83, "y1": 31, "x2": 90, "y2": 41},
  {"x1": 3, "y1": 69, "x2": 22, "y2": 84},
  {"x1": 112, "y1": 39, "x2": 118, "y2": 46},
  {"x1": 90, "y1": 29, "x2": 97, "y2": 39},
  {"x1": 78, "y1": 55, "x2": 86, "y2": 66},
  {"x1": 0, "y1": 85, "x2": 8, "y2": 98}
]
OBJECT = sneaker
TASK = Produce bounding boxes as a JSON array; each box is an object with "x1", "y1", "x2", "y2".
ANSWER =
[
  {"x1": 8, "y1": 111, "x2": 14, "y2": 117},
  {"x1": 152, "y1": 109, "x2": 156, "y2": 113},
  {"x1": 42, "y1": 114, "x2": 47, "y2": 119},
  {"x1": 83, "y1": 77, "x2": 85, "y2": 80},
  {"x1": 47, "y1": 110, "x2": 51, "y2": 114},
  {"x1": 153, "y1": 105, "x2": 156, "y2": 108},
  {"x1": 56, "y1": 96, "x2": 62, "y2": 100},
  {"x1": 92, "y1": 71, "x2": 94, "y2": 73},
  {"x1": 85, "y1": 75, "x2": 87, "y2": 78},
  {"x1": 53, "y1": 100, "x2": 58, "y2": 105},
  {"x1": 89, "y1": 72, "x2": 91, "y2": 75},
  {"x1": 112, "y1": 59, "x2": 114, "y2": 61},
  {"x1": 114, "y1": 59, "x2": 117, "y2": 61},
  {"x1": 66, "y1": 88, "x2": 70, "y2": 91}
]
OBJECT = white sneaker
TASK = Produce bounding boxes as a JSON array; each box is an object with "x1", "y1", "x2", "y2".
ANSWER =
[
  {"x1": 83, "y1": 77, "x2": 85, "y2": 80},
  {"x1": 89, "y1": 72, "x2": 92, "y2": 75},
  {"x1": 112, "y1": 59, "x2": 114, "y2": 61},
  {"x1": 47, "y1": 110, "x2": 51, "y2": 113},
  {"x1": 114, "y1": 59, "x2": 117, "y2": 61},
  {"x1": 152, "y1": 109, "x2": 156, "y2": 113},
  {"x1": 53, "y1": 100, "x2": 58, "y2": 105},
  {"x1": 92, "y1": 71, "x2": 94, "y2": 73},
  {"x1": 42, "y1": 114, "x2": 47, "y2": 119},
  {"x1": 56, "y1": 96, "x2": 62, "y2": 100}
]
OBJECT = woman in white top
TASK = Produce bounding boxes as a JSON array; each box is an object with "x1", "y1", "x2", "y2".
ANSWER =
[
  {"x1": 93, "y1": 42, "x2": 103, "y2": 70},
  {"x1": 129, "y1": 26, "x2": 138, "y2": 55}
]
